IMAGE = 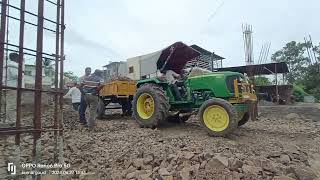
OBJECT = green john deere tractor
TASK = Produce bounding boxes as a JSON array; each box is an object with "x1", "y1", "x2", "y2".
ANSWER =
[{"x1": 132, "y1": 42, "x2": 258, "y2": 136}]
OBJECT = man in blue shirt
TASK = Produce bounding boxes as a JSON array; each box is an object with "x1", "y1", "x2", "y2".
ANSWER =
[{"x1": 80, "y1": 69, "x2": 104, "y2": 128}]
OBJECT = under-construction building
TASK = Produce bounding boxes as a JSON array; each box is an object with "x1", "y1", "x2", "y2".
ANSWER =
[{"x1": 0, "y1": 0, "x2": 65, "y2": 179}]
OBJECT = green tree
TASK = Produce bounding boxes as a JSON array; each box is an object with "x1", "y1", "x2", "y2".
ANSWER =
[
  {"x1": 292, "y1": 84, "x2": 307, "y2": 102},
  {"x1": 303, "y1": 63, "x2": 320, "y2": 100},
  {"x1": 307, "y1": 43, "x2": 320, "y2": 100},
  {"x1": 43, "y1": 58, "x2": 54, "y2": 76},
  {"x1": 43, "y1": 58, "x2": 51, "y2": 67},
  {"x1": 272, "y1": 41, "x2": 320, "y2": 101},
  {"x1": 255, "y1": 76, "x2": 271, "y2": 86},
  {"x1": 63, "y1": 71, "x2": 78, "y2": 82},
  {"x1": 271, "y1": 41, "x2": 309, "y2": 84}
]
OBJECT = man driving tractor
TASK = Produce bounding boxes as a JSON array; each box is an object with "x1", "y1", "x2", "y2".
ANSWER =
[{"x1": 164, "y1": 69, "x2": 182, "y2": 101}]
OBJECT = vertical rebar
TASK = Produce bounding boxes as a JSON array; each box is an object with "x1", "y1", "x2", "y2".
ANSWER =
[
  {"x1": 0, "y1": 0, "x2": 64, "y2": 177},
  {"x1": 59, "y1": 0, "x2": 65, "y2": 131},
  {"x1": 275, "y1": 63, "x2": 279, "y2": 103},
  {"x1": 0, "y1": 0, "x2": 8, "y2": 122},
  {"x1": 53, "y1": 0, "x2": 61, "y2": 163},
  {"x1": 265, "y1": 43, "x2": 270, "y2": 63},
  {"x1": 33, "y1": 0, "x2": 44, "y2": 179},
  {"x1": 12, "y1": 2, "x2": 25, "y2": 178},
  {"x1": 34, "y1": 0, "x2": 44, "y2": 139},
  {"x1": 243, "y1": 24, "x2": 254, "y2": 66},
  {"x1": 58, "y1": 0, "x2": 65, "y2": 170},
  {"x1": 309, "y1": 35, "x2": 317, "y2": 65},
  {"x1": 304, "y1": 37, "x2": 313, "y2": 65},
  {"x1": 16, "y1": 0, "x2": 26, "y2": 146},
  {"x1": 4, "y1": 0, "x2": 9, "y2": 123}
]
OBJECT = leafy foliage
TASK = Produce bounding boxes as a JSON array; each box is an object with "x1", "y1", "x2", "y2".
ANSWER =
[
  {"x1": 43, "y1": 58, "x2": 53, "y2": 76},
  {"x1": 271, "y1": 41, "x2": 309, "y2": 84},
  {"x1": 64, "y1": 71, "x2": 78, "y2": 82},
  {"x1": 255, "y1": 76, "x2": 272, "y2": 86},
  {"x1": 303, "y1": 63, "x2": 320, "y2": 100},
  {"x1": 292, "y1": 84, "x2": 308, "y2": 102},
  {"x1": 271, "y1": 41, "x2": 320, "y2": 101},
  {"x1": 43, "y1": 58, "x2": 52, "y2": 67}
]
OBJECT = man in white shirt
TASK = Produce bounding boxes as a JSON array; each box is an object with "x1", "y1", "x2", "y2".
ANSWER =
[
  {"x1": 165, "y1": 70, "x2": 180, "y2": 84},
  {"x1": 63, "y1": 82, "x2": 81, "y2": 111}
]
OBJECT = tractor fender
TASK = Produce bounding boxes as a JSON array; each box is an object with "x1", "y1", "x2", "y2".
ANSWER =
[{"x1": 136, "y1": 78, "x2": 168, "y2": 88}]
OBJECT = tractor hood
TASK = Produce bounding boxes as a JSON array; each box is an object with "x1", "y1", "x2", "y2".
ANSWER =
[{"x1": 156, "y1": 42, "x2": 201, "y2": 74}]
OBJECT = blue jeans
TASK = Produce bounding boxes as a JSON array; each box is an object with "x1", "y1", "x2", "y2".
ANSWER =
[{"x1": 79, "y1": 94, "x2": 87, "y2": 123}]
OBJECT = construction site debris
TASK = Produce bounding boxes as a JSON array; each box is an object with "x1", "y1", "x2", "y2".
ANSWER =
[{"x1": 1, "y1": 104, "x2": 319, "y2": 179}]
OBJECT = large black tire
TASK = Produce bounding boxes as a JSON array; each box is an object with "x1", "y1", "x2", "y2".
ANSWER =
[
  {"x1": 97, "y1": 99, "x2": 108, "y2": 119},
  {"x1": 133, "y1": 84, "x2": 169, "y2": 128},
  {"x1": 238, "y1": 112, "x2": 250, "y2": 127},
  {"x1": 199, "y1": 98, "x2": 238, "y2": 137}
]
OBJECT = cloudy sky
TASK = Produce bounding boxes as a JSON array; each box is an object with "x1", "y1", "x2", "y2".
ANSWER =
[{"x1": 6, "y1": 0, "x2": 320, "y2": 76}]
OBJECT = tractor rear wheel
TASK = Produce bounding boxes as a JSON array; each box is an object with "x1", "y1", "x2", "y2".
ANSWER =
[
  {"x1": 238, "y1": 112, "x2": 250, "y2": 126},
  {"x1": 133, "y1": 84, "x2": 169, "y2": 128},
  {"x1": 199, "y1": 98, "x2": 237, "y2": 137}
]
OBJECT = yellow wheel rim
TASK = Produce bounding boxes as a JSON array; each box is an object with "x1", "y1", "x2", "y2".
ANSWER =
[
  {"x1": 137, "y1": 93, "x2": 155, "y2": 119},
  {"x1": 203, "y1": 105, "x2": 229, "y2": 132}
]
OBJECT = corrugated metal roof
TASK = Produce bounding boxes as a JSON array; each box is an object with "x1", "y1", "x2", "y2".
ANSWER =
[
  {"x1": 216, "y1": 62, "x2": 289, "y2": 75},
  {"x1": 190, "y1": 44, "x2": 225, "y2": 60}
]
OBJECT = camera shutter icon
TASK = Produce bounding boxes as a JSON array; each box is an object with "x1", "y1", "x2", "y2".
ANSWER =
[{"x1": 7, "y1": 163, "x2": 16, "y2": 175}]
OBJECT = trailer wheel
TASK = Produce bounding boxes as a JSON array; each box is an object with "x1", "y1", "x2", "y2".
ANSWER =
[
  {"x1": 97, "y1": 98, "x2": 107, "y2": 119},
  {"x1": 120, "y1": 98, "x2": 133, "y2": 116},
  {"x1": 199, "y1": 98, "x2": 237, "y2": 137}
]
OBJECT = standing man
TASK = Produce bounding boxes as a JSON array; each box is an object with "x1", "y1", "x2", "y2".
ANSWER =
[
  {"x1": 80, "y1": 69, "x2": 104, "y2": 128},
  {"x1": 79, "y1": 67, "x2": 91, "y2": 125}
]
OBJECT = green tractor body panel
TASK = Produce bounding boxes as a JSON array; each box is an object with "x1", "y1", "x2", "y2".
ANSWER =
[{"x1": 187, "y1": 71, "x2": 241, "y2": 98}]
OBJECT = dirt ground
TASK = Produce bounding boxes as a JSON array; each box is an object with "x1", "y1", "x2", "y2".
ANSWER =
[
  {"x1": 60, "y1": 103, "x2": 320, "y2": 180},
  {"x1": 1, "y1": 103, "x2": 320, "y2": 180}
]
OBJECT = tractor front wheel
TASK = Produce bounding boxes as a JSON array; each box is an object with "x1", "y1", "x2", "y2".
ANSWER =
[
  {"x1": 133, "y1": 84, "x2": 169, "y2": 128},
  {"x1": 199, "y1": 98, "x2": 237, "y2": 137}
]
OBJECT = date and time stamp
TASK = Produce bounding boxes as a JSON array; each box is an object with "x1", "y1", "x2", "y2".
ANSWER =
[{"x1": 8, "y1": 162, "x2": 93, "y2": 176}]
